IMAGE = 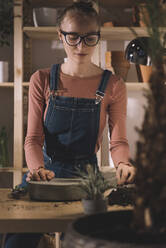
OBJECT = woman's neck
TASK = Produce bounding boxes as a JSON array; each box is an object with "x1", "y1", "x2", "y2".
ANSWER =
[{"x1": 61, "y1": 60, "x2": 102, "y2": 78}]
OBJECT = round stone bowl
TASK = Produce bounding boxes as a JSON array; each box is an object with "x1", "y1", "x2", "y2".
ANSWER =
[
  {"x1": 64, "y1": 210, "x2": 166, "y2": 248},
  {"x1": 28, "y1": 178, "x2": 86, "y2": 201}
]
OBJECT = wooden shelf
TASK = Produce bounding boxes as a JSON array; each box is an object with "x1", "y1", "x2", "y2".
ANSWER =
[
  {"x1": 23, "y1": 82, "x2": 30, "y2": 87},
  {"x1": 17, "y1": 82, "x2": 150, "y2": 89},
  {"x1": 24, "y1": 27, "x2": 58, "y2": 40},
  {"x1": 0, "y1": 82, "x2": 30, "y2": 88},
  {"x1": 0, "y1": 83, "x2": 14, "y2": 87},
  {"x1": 23, "y1": 26, "x2": 149, "y2": 40},
  {"x1": 101, "y1": 27, "x2": 148, "y2": 40},
  {"x1": 0, "y1": 167, "x2": 28, "y2": 173},
  {"x1": 30, "y1": 0, "x2": 135, "y2": 8},
  {"x1": 126, "y1": 82, "x2": 149, "y2": 90},
  {"x1": 0, "y1": 82, "x2": 148, "y2": 90}
]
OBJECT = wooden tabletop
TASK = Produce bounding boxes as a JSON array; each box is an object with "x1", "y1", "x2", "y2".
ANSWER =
[{"x1": 0, "y1": 188, "x2": 132, "y2": 233}]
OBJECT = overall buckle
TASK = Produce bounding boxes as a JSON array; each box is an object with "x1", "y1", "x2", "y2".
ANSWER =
[{"x1": 95, "y1": 90, "x2": 105, "y2": 104}]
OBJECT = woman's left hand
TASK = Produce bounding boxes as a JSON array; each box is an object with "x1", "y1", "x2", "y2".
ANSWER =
[
  {"x1": 26, "y1": 168, "x2": 55, "y2": 182},
  {"x1": 116, "y1": 163, "x2": 136, "y2": 185}
]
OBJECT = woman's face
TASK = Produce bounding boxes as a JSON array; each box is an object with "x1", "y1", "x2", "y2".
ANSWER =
[{"x1": 58, "y1": 14, "x2": 100, "y2": 64}]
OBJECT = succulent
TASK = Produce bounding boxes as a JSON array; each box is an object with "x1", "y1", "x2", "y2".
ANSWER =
[{"x1": 76, "y1": 164, "x2": 111, "y2": 200}]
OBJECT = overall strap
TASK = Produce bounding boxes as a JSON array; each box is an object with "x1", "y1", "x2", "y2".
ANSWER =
[
  {"x1": 50, "y1": 64, "x2": 61, "y2": 92},
  {"x1": 95, "y1": 69, "x2": 112, "y2": 104}
]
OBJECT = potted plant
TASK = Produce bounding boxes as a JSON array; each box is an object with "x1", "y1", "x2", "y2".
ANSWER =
[
  {"x1": 77, "y1": 164, "x2": 112, "y2": 215},
  {"x1": 63, "y1": 1, "x2": 166, "y2": 247}
]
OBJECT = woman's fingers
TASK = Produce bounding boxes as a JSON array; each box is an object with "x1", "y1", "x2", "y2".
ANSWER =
[
  {"x1": 126, "y1": 167, "x2": 135, "y2": 183},
  {"x1": 46, "y1": 170, "x2": 55, "y2": 180},
  {"x1": 116, "y1": 163, "x2": 136, "y2": 185},
  {"x1": 32, "y1": 170, "x2": 41, "y2": 181},
  {"x1": 28, "y1": 168, "x2": 55, "y2": 181},
  {"x1": 38, "y1": 169, "x2": 47, "y2": 181},
  {"x1": 26, "y1": 171, "x2": 32, "y2": 182}
]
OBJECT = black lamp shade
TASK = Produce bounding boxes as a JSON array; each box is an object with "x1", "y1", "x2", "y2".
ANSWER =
[{"x1": 125, "y1": 37, "x2": 152, "y2": 66}]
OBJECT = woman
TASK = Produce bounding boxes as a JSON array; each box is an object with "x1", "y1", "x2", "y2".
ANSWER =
[
  {"x1": 5, "y1": 1, "x2": 135, "y2": 247},
  {"x1": 24, "y1": 1, "x2": 135, "y2": 185}
]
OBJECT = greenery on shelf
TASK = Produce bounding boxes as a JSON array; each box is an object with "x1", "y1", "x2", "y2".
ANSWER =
[
  {"x1": 77, "y1": 164, "x2": 111, "y2": 200},
  {"x1": 0, "y1": 127, "x2": 9, "y2": 167},
  {"x1": 133, "y1": 0, "x2": 166, "y2": 231},
  {"x1": 0, "y1": 0, "x2": 32, "y2": 47},
  {"x1": 0, "y1": 0, "x2": 13, "y2": 47}
]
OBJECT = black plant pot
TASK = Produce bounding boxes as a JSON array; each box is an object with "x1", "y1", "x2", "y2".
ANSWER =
[{"x1": 64, "y1": 210, "x2": 166, "y2": 248}]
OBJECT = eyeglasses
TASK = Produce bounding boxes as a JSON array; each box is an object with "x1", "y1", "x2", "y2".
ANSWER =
[{"x1": 60, "y1": 29, "x2": 100, "y2": 47}]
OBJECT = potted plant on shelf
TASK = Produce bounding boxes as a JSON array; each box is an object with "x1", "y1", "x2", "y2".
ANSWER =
[
  {"x1": 77, "y1": 164, "x2": 112, "y2": 215},
  {"x1": 63, "y1": 1, "x2": 166, "y2": 247}
]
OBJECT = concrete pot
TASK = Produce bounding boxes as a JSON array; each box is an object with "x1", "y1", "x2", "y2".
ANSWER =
[
  {"x1": 82, "y1": 198, "x2": 108, "y2": 215},
  {"x1": 64, "y1": 210, "x2": 166, "y2": 248},
  {"x1": 28, "y1": 178, "x2": 86, "y2": 201},
  {"x1": 33, "y1": 7, "x2": 62, "y2": 27}
]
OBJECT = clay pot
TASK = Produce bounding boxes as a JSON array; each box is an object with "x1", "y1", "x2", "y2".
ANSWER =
[
  {"x1": 111, "y1": 51, "x2": 130, "y2": 81},
  {"x1": 138, "y1": 4, "x2": 150, "y2": 27},
  {"x1": 139, "y1": 65, "x2": 153, "y2": 82},
  {"x1": 64, "y1": 210, "x2": 166, "y2": 248},
  {"x1": 82, "y1": 198, "x2": 108, "y2": 215},
  {"x1": 103, "y1": 21, "x2": 114, "y2": 27}
]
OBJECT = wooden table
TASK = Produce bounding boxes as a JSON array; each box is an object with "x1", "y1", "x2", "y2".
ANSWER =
[{"x1": 0, "y1": 188, "x2": 132, "y2": 233}]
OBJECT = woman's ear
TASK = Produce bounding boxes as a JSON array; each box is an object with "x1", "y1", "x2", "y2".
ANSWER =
[{"x1": 57, "y1": 29, "x2": 62, "y2": 41}]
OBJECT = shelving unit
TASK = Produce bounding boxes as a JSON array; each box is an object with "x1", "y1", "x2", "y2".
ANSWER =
[{"x1": 2, "y1": 0, "x2": 149, "y2": 187}]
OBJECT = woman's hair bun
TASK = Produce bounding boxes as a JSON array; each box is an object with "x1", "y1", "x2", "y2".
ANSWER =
[
  {"x1": 56, "y1": 0, "x2": 100, "y2": 27},
  {"x1": 75, "y1": 0, "x2": 93, "y2": 9}
]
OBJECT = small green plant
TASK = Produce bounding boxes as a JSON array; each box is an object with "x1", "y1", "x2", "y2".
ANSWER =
[
  {"x1": 77, "y1": 164, "x2": 111, "y2": 200},
  {"x1": 0, "y1": 127, "x2": 9, "y2": 167}
]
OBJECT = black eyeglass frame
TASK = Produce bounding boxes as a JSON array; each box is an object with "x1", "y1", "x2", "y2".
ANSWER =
[{"x1": 60, "y1": 29, "x2": 101, "y2": 47}]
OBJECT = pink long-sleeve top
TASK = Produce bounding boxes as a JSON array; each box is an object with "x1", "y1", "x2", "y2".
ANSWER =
[{"x1": 24, "y1": 68, "x2": 130, "y2": 172}]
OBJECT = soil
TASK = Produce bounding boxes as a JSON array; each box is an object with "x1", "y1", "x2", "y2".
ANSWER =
[{"x1": 108, "y1": 186, "x2": 136, "y2": 206}]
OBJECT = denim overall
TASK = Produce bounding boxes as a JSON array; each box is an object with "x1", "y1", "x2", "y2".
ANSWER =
[
  {"x1": 43, "y1": 64, "x2": 112, "y2": 177},
  {"x1": 22, "y1": 64, "x2": 112, "y2": 184},
  {"x1": 4, "y1": 65, "x2": 112, "y2": 248}
]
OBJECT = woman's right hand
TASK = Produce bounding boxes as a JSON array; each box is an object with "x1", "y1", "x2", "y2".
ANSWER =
[{"x1": 26, "y1": 167, "x2": 55, "y2": 182}]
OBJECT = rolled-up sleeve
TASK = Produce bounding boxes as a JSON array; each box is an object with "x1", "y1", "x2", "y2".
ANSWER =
[
  {"x1": 24, "y1": 70, "x2": 46, "y2": 172},
  {"x1": 108, "y1": 78, "x2": 130, "y2": 168}
]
